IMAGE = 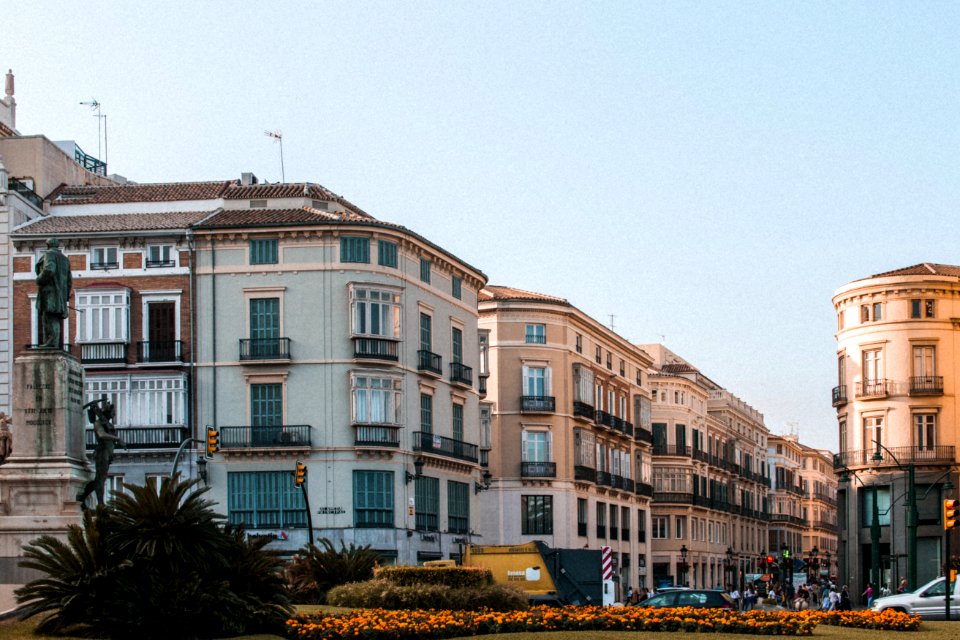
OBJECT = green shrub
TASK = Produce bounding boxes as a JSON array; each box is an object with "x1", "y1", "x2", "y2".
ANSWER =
[
  {"x1": 375, "y1": 564, "x2": 492, "y2": 588},
  {"x1": 327, "y1": 578, "x2": 528, "y2": 611},
  {"x1": 286, "y1": 538, "x2": 381, "y2": 603}
]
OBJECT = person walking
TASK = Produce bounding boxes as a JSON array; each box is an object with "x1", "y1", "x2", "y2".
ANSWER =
[{"x1": 861, "y1": 584, "x2": 873, "y2": 609}]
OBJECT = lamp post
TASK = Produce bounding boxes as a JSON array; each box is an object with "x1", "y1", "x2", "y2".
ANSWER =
[
  {"x1": 871, "y1": 441, "x2": 917, "y2": 591},
  {"x1": 807, "y1": 546, "x2": 819, "y2": 583},
  {"x1": 725, "y1": 546, "x2": 734, "y2": 589},
  {"x1": 679, "y1": 544, "x2": 688, "y2": 587},
  {"x1": 824, "y1": 551, "x2": 832, "y2": 579}
]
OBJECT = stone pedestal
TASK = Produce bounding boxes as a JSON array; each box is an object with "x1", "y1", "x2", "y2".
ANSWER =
[{"x1": 0, "y1": 350, "x2": 89, "y2": 611}]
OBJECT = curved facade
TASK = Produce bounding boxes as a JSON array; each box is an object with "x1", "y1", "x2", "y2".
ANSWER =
[{"x1": 832, "y1": 263, "x2": 960, "y2": 596}]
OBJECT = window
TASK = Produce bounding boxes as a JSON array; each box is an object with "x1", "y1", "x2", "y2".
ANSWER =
[
  {"x1": 872, "y1": 302, "x2": 882, "y2": 321},
  {"x1": 862, "y1": 349, "x2": 883, "y2": 382},
  {"x1": 249, "y1": 297, "x2": 279, "y2": 338},
  {"x1": 915, "y1": 414, "x2": 936, "y2": 450},
  {"x1": 638, "y1": 509, "x2": 647, "y2": 542},
  {"x1": 521, "y1": 495, "x2": 553, "y2": 534},
  {"x1": 523, "y1": 365, "x2": 550, "y2": 397},
  {"x1": 610, "y1": 504, "x2": 619, "y2": 540},
  {"x1": 351, "y1": 287, "x2": 401, "y2": 338},
  {"x1": 636, "y1": 370, "x2": 642, "y2": 385},
  {"x1": 76, "y1": 290, "x2": 129, "y2": 343},
  {"x1": 419, "y1": 313, "x2": 432, "y2": 352},
  {"x1": 420, "y1": 393, "x2": 433, "y2": 433},
  {"x1": 522, "y1": 431, "x2": 551, "y2": 462},
  {"x1": 925, "y1": 299, "x2": 935, "y2": 318},
  {"x1": 86, "y1": 375, "x2": 186, "y2": 428},
  {"x1": 577, "y1": 498, "x2": 588, "y2": 536},
  {"x1": 249, "y1": 238, "x2": 278, "y2": 265},
  {"x1": 419, "y1": 258, "x2": 431, "y2": 283},
  {"x1": 652, "y1": 516, "x2": 669, "y2": 539},
  {"x1": 146, "y1": 244, "x2": 174, "y2": 267},
  {"x1": 90, "y1": 246, "x2": 118, "y2": 269},
  {"x1": 911, "y1": 299, "x2": 922, "y2": 319},
  {"x1": 451, "y1": 275, "x2": 462, "y2": 300},
  {"x1": 415, "y1": 476, "x2": 439, "y2": 531},
  {"x1": 596, "y1": 501, "x2": 607, "y2": 538},
  {"x1": 448, "y1": 481, "x2": 469, "y2": 534},
  {"x1": 353, "y1": 470, "x2": 394, "y2": 528},
  {"x1": 228, "y1": 471, "x2": 307, "y2": 529},
  {"x1": 861, "y1": 305, "x2": 870, "y2": 322},
  {"x1": 621, "y1": 506, "x2": 630, "y2": 541},
  {"x1": 575, "y1": 334, "x2": 582, "y2": 353},
  {"x1": 452, "y1": 327, "x2": 463, "y2": 363},
  {"x1": 377, "y1": 240, "x2": 398, "y2": 268},
  {"x1": 250, "y1": 383, "x2": 282, "y2": 445},
  {"x1": 861, "y1": 487, "x2": 891, "y2": 527},
  {"x1": 606, "y1": 352, "x2": 612, "y2": 369},
  {"x1": 595, "y1": 346, "x2": 602, "y2": 364},
  {"x1": 675, "y1": 515, "x2": 687, "y2": 539},
  {"x1": 525, "y1": 324, "x2": 546, "y2": 344},
  {"x1": 619, "y1": 359, "x2": 625, "y2": 376},
  {"x1": 452, "y1": 403, "x2": 464, "y2": 442},
  {"x1": 352, "y1": 375, "x2": 401, "y2": 424},
  {"x1": 863, "y1": 415, "x2": 883, "y2": 451},
  {"x1": 340, "y1": 236, "x2": 370, "y2": 263},
  {"x1": 913, "y1": 345, "x2": 936, "y2": 377}
]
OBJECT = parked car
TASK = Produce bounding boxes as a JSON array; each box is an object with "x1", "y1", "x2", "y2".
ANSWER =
[
  {"x1": 871, "y1": 577, "x2": 960, "y2": 619},
  {"x1": 637, "y1": 589, "x2": 735, "y2": 609}
]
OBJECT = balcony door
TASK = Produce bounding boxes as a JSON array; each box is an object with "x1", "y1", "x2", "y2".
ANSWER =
[
  {"x1": 251, "y1": 383, "x2": 282, "y2": 445},
  {"x1": 250, "y1": 298, "x2": 280, "y2": 358},
  {"x1": 147, "y1": 302, "x2": 176, "y2": 361}
]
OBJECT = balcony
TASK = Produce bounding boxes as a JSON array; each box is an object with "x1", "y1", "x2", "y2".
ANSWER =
[
  {"x1": 692, "y1": 448, "x2": 709, "y2": 463},
  {"x1": 416, "y1": 349, "x2": 442, "y2": 375},
  {"x1": 86, "y1": 425, "x2": 188, "y2": 450},
  {"x1": 8, "y1": 177, "x2": 43, "y2": 209},
  {"x1": 573, "y1": 401, "x2": 595, "y2": 421},
  {"x1": 353, "y1": 337, "x2": 398, "y2": 361},
  {"x1": 855, "y1": 379, "x2": 888, "y2": 399},
  {"x1": 622, "y1": 478, "x2": 635, "y2": 492},
  {"x1": 653, "y1": 443, "x2": 691, "y2": 457},
  {"x1": 833, "y1": 445, "x2": 956, "y2": 470},
  {"x1": 574, "y1": 465, "x2": 596, "y2": 482},
  {"x1": 145, "y1": 259, "x2": 176, "y2": 268},
  {"x1": 412, "y1": 430, "x2": 478, "y2": 463},
  {"x1": 521, "y1": 461, "x2": 556, "y2": 478},
  {"x1": 353, "y1": 424, "x2": 401, "y2": 448},
  {"x1": 90, "y1": 261, "x2": 119, "y2": 270},
  {"x1": 910, "y1": 375, "x2": 943, "y2": 396},
  {"x1": 449, "y1": 362, "x2": 473, "y2": 387},
  {"x1": 136, "y1": 340, "x2": 183, "y2": 363},
  {"x1": 813, "y1": 520, "x2": 838, "y2": 532},
  {"x1": 635, "y1": 427, "x2": 653, "y2": 444},
  {"x1": 220, "y1": 424, "x2": 312, "y2": 448},
  {"x1": 80, "y1": 342, "x2": 127, "y2": 364},
  {"x1": 652, "y1": 491, "x2": 694, "y2": 505},
  {"x1": 769, "y1": 513, "x2": 806, "y2": 527},
  {"x1": 521, "y1": 395, "x2": 556, "y2": 413},
  {"x1": 831, "y1": 385, "x2": 847, "y2": 407},
  {"x1": 478, "y1": 376, "x2": 487, "y2": 396},
  {"x1": 596, "y1": 470, "x2": 612, "y2": 486},
  {"x1": 636, "y1": 482, "x2": 654, "y2": 498},
  {"x1": 239, "y1": 337, "x2": 291, "y2": 361}
]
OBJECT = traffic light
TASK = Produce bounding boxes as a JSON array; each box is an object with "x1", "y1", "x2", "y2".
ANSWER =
[
  {"x1": 782, "y1": 546, "x2": 791, "y2": 560},
  {"x1": 295, "y1": 461, "x2": 306, "y2": 487},
  {"x1": 206, "y1": 427, "x2": 220, "y2": 458},
  {"x1": 766, "y1": 555, "x2": 775, "y2": 566},
  {"x1": 944, "y1": 499, "x2": 959, "y2": 530}
]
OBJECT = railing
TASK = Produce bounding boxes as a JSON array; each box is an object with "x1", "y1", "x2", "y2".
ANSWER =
[
  {"x1": 856, "y1": 379, "x2": 887, "y2": 398},
  {"x1": 622, "y1": 478, "x2": 635, "y2": 492},
  {"x1": 574, "y1": 465, "x2": 596, "y2": 482},
  {"x1": 693, "y1": 448, "x2": 709, "y2": 463},
  {"x1": 769, "y1": 513, "x2": 806, "y2": 526},
  {"x1": 478, "y1": 376, "x2": 487, "y2": 396},
  {"x1": 412, "y1": 430, "x2": 478, "y2": 463},
  {"x1": 417, "y1": 350, "x2": 442, "y2": 375},
  {"x1": 578, "y1": 522, "x2": 587, "y2": 536},
  {"x1": 353, "y1": 424, "x2": 400, "y2": 448},
  {"x1": 596, "y1": 525, "x2": 606, "y2": 538},
  {"x1": 653, "y1": 443, "x2": 691, "y2": 457},
  {"x1": 609, "y1": 473, "x2": 622, "y2": 489},
  {"x1": 638, "y1": 530, "x2": 646, "y2": 543},
  {"x1": 596, "y1": 470, "x2": 612, "y2": 486},
  {"x1": 8, "y1": 177, "x2": 43, "y2": 209},
  {"x1": 219, "y1": 424, "x2": 312, "y2": 448},
  {"x1": 86, "y1": 425, "x2": 188, "y2": 450},
  {"x1": 239, "y1": 337, "x2": 291, "y2": 360},
  {"x1": 636, "y1": 482, "x2": 654, "y2": 497},
  {"x1": 652, "y1": 491, "x2": 694, "y2": 505},
  {"x1": 137, "y1": 340, "x2": 183, "y2": 363},
  {"x1": 145, "y1": 259, "x2": 176, "y2": 268},
  {"x1": 90, "y1": 261, "x2": 119, "y2": 270},
  {"x1": 813, "y1": 520, "x2": 838, "y2": 532},
  {"x1": 573, "y1": 401, "x2": 595, "y2": 420},
  {"x1": 353, "y1": 337, "x2": 398, "y2": 361},
  {"x1": 449, "y1": 362, "x2": 473, "y2": 386},
  {"x1": 521, "y1": 461, "x2": 556, "y2": 478},
  {"x1": 635, "y1": 427, "x2": 653, "y2": 444},
  {"x1": 80, "y1": 342, "x2": 126, "y2": 364},
  {"x1": 832, "y1": 385, "x2": 847, "y2": 407},
  {"x1": 833, "y1": 445, "x2": 956, "y2": 469},
  {"x1": 910, "y1": 376, "x2": 943, "y2": 396},
  {"x1": 74, "y1": 143, "x2": 107, "y2": 176},
  {"x1": 521, "y1": 396, "x2": 555, "y2": 413},
  {"x1": 25, "y1": 343, "x2": 72, "y2": 354},
  {"x1": 480, "y1": 448, "x2": 489, "y2": 467}
]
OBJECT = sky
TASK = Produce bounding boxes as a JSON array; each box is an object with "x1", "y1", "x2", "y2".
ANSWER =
[{"x1": 7, "y1": 2, "x2": 960, "y2": 452}]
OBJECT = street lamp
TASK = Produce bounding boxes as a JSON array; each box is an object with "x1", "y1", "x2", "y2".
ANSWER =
[
  {"x1": 839, "y1": 470, "x2": 880, "y2": 593},
  {"x1": 871, "y1": 440, "x2": 918, "y2": 591},
  {"x1": 725, "y1": 547, "x2": 735, "y2": 589},
  {"x1": 679, "y1": 544, "x2": 689, "y2": 587},
  {"x1": 807, "y1": 546, "x2": 819, "y2": 582}
]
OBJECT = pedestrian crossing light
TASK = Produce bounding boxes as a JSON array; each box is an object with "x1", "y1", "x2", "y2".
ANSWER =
[
  {"x1": 206, "y1": 427, "x2": 219, "y2": 458},
  {"x1": 295, "y1": 461, "x2": 306, "y2": 487},
  {"x1": 766, "y1": 555, "x2": 775, "y2": 566},
  {"x1": 944, "y1": 499, "x2": 959, "y2": 530}
]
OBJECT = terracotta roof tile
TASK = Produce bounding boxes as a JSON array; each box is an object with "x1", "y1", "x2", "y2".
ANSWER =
[
  {"x1": 50, "y1": 181, "x2": 232, "y2": 204},
  {"x1": 480, "y1": 285, "x2": 569, "y2": 304},
  {"x1": 13, "y1": 211, "x2": 211, "y2": 235},
  {"x1": 195, "y1": 207, "x2": 387, "y2": 229},
  {"x1": 659, "y1": 362, "x2": 700, "y2": 374},
  {"x1": 868, "y1": 263, "x2": 960, "y2": 278}
]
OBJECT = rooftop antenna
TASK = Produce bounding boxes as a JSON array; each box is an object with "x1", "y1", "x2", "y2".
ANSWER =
[
  {"x1": 264, "y1": 129, "x2": 285, "y2": 182},
  {"x1": 79, "y1": 99, "x2": 107, "y2": 166},
  {"x1": 609, "y1": 314, "x2": 616, "y2": 331}
]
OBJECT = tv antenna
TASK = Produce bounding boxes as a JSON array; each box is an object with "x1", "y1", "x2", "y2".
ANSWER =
[
  {"x1": 264, "y1": 129, "x2": 285, "y2": 182},
  {"x1": 609, "y1": 314, "x2": 616, "y2": 331},
  {"x1": 79, "y1": 99, "x2": 107, "y2": 166}
]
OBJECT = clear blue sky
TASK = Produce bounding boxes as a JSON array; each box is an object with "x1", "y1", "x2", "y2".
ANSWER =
[{"x1": 9, "y1": 2, "x2": 960, "y2": 451}]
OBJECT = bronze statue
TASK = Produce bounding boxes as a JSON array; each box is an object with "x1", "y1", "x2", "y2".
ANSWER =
[
  {"x1": 0, "y1": 412, "x2": 11, "y2": 463},
  {"x1": 34, "y1": 238, "x2": 72, "y2": 349},
  {"x1": 76, "y1": 398, "x2": 121, "y2": 507}
]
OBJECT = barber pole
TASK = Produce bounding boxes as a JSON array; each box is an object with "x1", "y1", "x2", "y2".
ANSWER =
[{"x1": 600, "y1": 546, "x2": 615, "y2": 606}]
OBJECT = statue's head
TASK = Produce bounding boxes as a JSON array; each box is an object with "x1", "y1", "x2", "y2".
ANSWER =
[{"x1": 46, "y1": 238, "x2": 59, "y2": 250}]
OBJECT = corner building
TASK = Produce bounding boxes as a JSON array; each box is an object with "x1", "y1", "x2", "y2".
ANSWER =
[
  {"x1": 833, "y1": 263, "x2": 960, "y2": 595},
  {"x1": 477, "y1": 286, "x2": 654, "y2": 594}
]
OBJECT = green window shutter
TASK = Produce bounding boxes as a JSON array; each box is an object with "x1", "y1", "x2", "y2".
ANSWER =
[
  {"x1": 341, "y1": 236, "x2": 370, "y2": 263},
  {"x1": 377, "y1": 240, "x2": 398, "y2": 268},
  {"x1": 250, "y1": 239, "x2": 278, "y2": 265},
  {"x1": 447, "y1": 481, "x2": 469, "y2": 534}
]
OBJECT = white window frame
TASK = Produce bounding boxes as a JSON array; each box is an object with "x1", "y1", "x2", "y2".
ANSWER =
[
  {"x1": 522, "y1": 365, "x2": 551, "y2": 397},
  {"x1": 146, "y1": 244, "x2": 176, "y2": 267},
  {"x1": 85, "y1": 374, "x2": 187, "y2": 427},
  {"x1": 350, "y1": 285, "x2": 401, "y2": 339},
  {"x1": 521, "y1": 430, "x2": 552, "y2": 462},
  {"x1": 141, "y1": 291, "x2": 183, "y2": 343},
  {"x1": 351, "y1": 373, "x2": 402, "y2": 425},
  {"x1": 75, "y1": 288, "x2": 130, "y2": 343},
  {"x1": 28, "y1": 293, "x2": 70, "y2": 346},
  {"x1": 90, "y1": 246, "x2": 119, "y2": 269}
]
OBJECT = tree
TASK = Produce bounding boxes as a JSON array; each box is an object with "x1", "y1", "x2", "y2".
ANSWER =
[{"x1": 286, "y1": 538, "x2": 381, "y2": 603}]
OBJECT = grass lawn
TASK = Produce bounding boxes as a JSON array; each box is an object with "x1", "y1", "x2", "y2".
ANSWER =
[{"x1": 0, "y1": 610, "x2": 957, "y2": 640}]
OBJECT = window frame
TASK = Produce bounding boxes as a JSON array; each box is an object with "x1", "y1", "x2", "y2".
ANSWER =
[
  {"x1": 340, "y1": 236, "x2": 371, "y2": 264},
  {"x1": 249, "y1": 238, "x2": 279, "y2": 265},
  {"x1": 419, "y1": 258, "x2": 431, "y2": 283},
  {"x1": 377, "y1": 239, "x2": 398, "y2": 268},
  {"x1": 521, "y1": 495, "x2": 553, "y2": 535},
  {"x1": 353, "y1": 470, "x2": 394, "y2": 528}
]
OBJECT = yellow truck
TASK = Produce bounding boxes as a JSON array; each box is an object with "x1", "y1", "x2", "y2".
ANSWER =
[{"x1": 463, "y1": 541, "x2": 615, "y2": 606}]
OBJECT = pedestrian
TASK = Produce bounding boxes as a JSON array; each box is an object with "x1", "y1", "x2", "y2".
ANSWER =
[
  {"x1": 897, "y1": 578, "x2": 908, "y2": 594},
  {"x1": 840, "y1": 586, "x2": 852, "y2": 611},
  {"x1": 625, "y1": 585, "x2": 633, "y2": 604},
  {"x1": 827, "y1": 587, "x2": 839, "y2": 611},
  {"x1": 861, "y1": 583, "x2": 873, "y2": 608}
]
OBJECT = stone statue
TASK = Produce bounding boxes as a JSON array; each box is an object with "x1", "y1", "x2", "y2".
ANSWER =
[
  {"x1": 0, "y1": 412, "x2": 11, "y2": 463},
  {"x1": 76, "y1": 398, "x2": 121, "y2": 507},
  {"x1": 34, "y1": 238, "x2": 72, "y2": 349}
]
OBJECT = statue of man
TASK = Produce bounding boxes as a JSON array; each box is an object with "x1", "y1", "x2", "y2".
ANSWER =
[
  {"x1": 76, "y1": 399, "x2": 121, "y2": 507},
  {"x1": 0, "y1": 412, "x2": 12, "y2": 463},
  {"x1": 34, "y1": 237, "x2": 72, "y2": 349}
]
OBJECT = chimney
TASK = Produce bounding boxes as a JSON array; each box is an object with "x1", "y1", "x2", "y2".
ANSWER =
[
  {"x1": 240, "y1": 172, "x2": 258, "y2": 186},
  {"x1": 0, "y1": 69, "x2": 16, "y2": 132}
]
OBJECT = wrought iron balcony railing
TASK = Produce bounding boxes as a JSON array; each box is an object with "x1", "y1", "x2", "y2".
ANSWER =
[
  {"x1": 574, "y1": 465, "x2": 596, "y2": 482},
  {"x1": 353, "y1": 424, "x2": 401, "y2": 448},
  {"x1": 521, "y1": 461, "x2": 556, "y2": 478},
  {"x1": 219, "y1": 424, "x2": 312, "y2": 448},
  {"x1": 239, "y1": 337, "x2": 291, "y2": 361},
  {"x1": 910, "y1": 376, "x2": 943, "y2": 396},
  {"x1": 832, "y1": 385, "x2": 847, "y2": 407},
  {"x1": 89, "y1": 261, "x2": 119, "y2": 270},
  {"x1": 855, "y1": 379, "x2": 887, "y2": 399},
  {"x1": 653, "y1": 443, "x2": 692, "y2": 457},
  {"x1": 635, "y1": 427, "x2": 653, "y2": 444},
  {"x1": 412, "y1": 430, "x2": 478, "y2": 463},
  {"x1": 137, "y1": 340, "x2": 183, "y2": 363},
  {"x1": 449, "y1": 362, "x2": 473, "y2": 386},
  {"x1": 8, "y1": 177, "x2": 43, "y2": 209},
  {"x1": 80, "y1": 342, "x2": 127, "y2": 364},
  {"x1": 573, "y1": 401, "x2": 595, "y2": 421},
  {"x1": 353, "y1": 337, "x2": 398, "y2": 361},
  {"x1": 521, "y1": 395, "x2": 556, "y2": 413},
  {"x1": 636, "y1": 482, "x2": 654, "y2": 498},
  {"x1": 652, "y1": 491, "x2": 694, "y2": 505},
  {"x1": 86, "y1": 425, "x2": 188, "y2": 450},
  {"x1": 417, "y1": 350, "x2": 442, "y2": 375},
  {"x1": 833, "y1": 445, "x2": 956, "y2": 469}
]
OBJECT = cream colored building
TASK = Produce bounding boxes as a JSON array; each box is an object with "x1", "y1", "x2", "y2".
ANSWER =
[
  {"x1": 833, "y1": 263, "x2": 959, "y2": 596},
  {"x1": 478, "y1": 286, "x2": 654, "y2": 593},
  {"x1": 641, "y1": 345, "x2": 770, "y2": 589},
  {"x1": 799, "y1": 442, "x2": 838, "y2": 580},
  {"x1": 767, "y1": 435, "x2": 805, "y2": 567}
]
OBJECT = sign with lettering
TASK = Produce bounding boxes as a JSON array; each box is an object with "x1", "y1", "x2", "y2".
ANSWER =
[{"x1": 317, "y1": 506, "x2": 345, "y2": 515}]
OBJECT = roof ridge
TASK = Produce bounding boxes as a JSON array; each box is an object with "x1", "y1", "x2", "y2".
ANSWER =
[{"x1": 924, "y1": 263, "x2": 936, "y2": 274}]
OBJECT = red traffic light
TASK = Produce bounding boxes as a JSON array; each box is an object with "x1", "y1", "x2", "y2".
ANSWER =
[{"x1": 766, "y1": 555, "x2": 775, "y2": 564}]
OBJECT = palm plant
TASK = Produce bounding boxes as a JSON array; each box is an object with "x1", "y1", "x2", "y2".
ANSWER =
[{"x1": 286, "y1": 538, "x2": 381, "y2": 603}]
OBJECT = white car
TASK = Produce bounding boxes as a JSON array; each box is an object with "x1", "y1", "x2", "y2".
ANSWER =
[{"x1": 871, "y1": 577, "x2": 960, "y2": 619}]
